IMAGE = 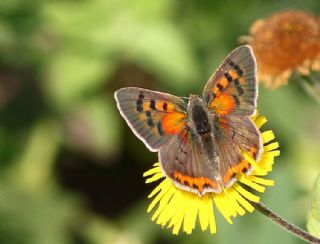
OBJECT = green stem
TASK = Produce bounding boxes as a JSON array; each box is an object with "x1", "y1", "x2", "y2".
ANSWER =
[
  {"x1": 299, "y1": 74, "x2": 320, "y2": 103},
  {"x1": 252, "y1": 201, "x2": 320, "y2": 244}
]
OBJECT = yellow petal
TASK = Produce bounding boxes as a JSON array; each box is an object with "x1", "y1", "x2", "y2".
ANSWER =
[
  {"x1": 172, "y1": 211, "x2": 184, "y2": 235},
  {"x1": 157, "y1": 190, "x2": 180, "y2": 226},
  {"x1": 229, "y1": 188, "x2": 254, "y2": 212},
  {"x1": 268, "y1": 150, "x2": 280, "y2": 157},
  {"x1": 145, "y1": 172, "x2": 164, "y2": 183},
  {"x1": 152, "y1": 186, "x2": 176, "y2": 221},
  {"x1": 255, "y1": 116, "x2": 267, "y2": 129},
  {"x1": 224, "y1": 188, "x2": 246, "y2": 216},
  {"x1": 183, "y1": 195, "x2": 198, "y2": 234},
  {"x1": 169, "y1": 191, "x2": 188, "y2": 234},
  {"x1": 262, "y1": 130, "x2": 275, "y2": 143},
  {"x1": 249, "y1": 176, "x2": 274, "y2": 186},
  {"x1": 147, "y1": 180, "x2": 172, "y2": 212},
  {"x1": 239, "y1": 175, "x2": 266, "y2": 192},
  {"x1": 263, "y1": 142, "x2": 279, "y2": 152},
  {"x1": 214, "y1": 194, "x2": 233, "y2": 224},
  {"x1": 198, "y1": 195, "x2": 211, "y2": 231},
  {"x1": 208, "y1": 200, "x2": 217, "y2": 234},
  {"x1": 143, "y1": 166, "x2": 162, "y2": 177},
  {"x1": 233, "y1": 183, "x2": 260, "y2": 202}
]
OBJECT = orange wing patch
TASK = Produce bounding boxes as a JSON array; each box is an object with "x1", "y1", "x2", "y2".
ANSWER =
[
  {"x1": 138, "y1": 99, "x2": 187, "y2": 136},
  {"x1": 209, "y1": 93, "x2": 235, "y2": 115},
  {"x1": 173, "y1": 171, "x2": 219, "y2": 193},
  {"x1": 162, "y1": 112, "x2": 186, "y2": 134},
  {"x1": 222, "y1": 159, "x2": 251, "y2": 186},
  {"x1": 222, "y1": 146, "x2": 258, "y2": 187}
]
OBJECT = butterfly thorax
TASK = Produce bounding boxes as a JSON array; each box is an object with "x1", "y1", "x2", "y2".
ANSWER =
[{"x1": 187, "y1": 95, "x2": 212, "y2": 135}]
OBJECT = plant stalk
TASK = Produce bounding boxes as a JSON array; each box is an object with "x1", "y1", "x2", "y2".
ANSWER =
[{"x1": 252, "y1": 201, "x2": 320, "y2": 244}]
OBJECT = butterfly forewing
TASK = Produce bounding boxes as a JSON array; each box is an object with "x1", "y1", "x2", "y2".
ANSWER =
[
  {"x1": 114, "y1": 87, "x2": 188, "y2": 151},
  {"x1": 203, "y1": 45, "x2": 257, "y2": 116}
]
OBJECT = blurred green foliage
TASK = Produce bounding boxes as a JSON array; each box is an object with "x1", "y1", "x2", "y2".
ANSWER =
[{"x1": 0, "y1": 0, "x2": 320, "y2": 244}]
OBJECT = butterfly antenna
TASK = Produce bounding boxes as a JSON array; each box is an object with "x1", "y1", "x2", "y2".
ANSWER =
[{"x1": 181, "y1": 96, "x2": 190, "y2": 101}]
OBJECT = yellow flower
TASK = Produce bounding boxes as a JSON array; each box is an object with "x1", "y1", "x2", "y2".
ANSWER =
[
  {"x1": 241, "y1": 10, "x2": 320, "y2": 88},
  {"x1": 143, "y1": 114, "x2": 280, "y2": 235}
]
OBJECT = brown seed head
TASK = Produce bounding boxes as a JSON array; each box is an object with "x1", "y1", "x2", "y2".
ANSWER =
[{"x1": 249, "y1": 10, "x2": 320, "y2": 88}]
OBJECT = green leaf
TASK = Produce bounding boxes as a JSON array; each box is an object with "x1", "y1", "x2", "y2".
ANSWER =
[
  {"x1": 0, "y1": 181, "x2": 81, "y2": 244},
  {"x1": 307, "y1": 175, "x2": 320, "y2": 238},
  {"x1": 45, "y1": 50, "x2": 113, "y2": 111},
  {"x1": 7, "y1": 120, "x2": 62, "y2": 193}
]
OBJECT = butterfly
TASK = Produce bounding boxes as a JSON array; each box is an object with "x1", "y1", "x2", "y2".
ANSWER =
[{"x1": 114, "y1": 45, "x2": 262, "y2": 195}]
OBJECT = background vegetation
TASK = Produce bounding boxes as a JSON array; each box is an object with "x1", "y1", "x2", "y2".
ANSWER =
[{"x1": 0, "y1": 0, "x2": 320, "y2": 243}]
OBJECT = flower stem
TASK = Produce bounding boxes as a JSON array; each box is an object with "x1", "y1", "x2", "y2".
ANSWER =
[
  {"x1": 251, "y1": 201, "x2": 320, "y2": 243},
  {"x1": 298, "y1": 74, "x2": 320, "y2": 103}
]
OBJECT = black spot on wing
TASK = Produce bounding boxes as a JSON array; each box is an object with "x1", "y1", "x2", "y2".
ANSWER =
[
  {"x1": 234, "y1": 64, "x2": 243, "y2": 76},
  {"x1": 150, "y1": 99, "x2": 156, "y2": 110},
  {"x1": 232, "y1": 95, "x2": 240, "y2": 106},
  {"x1": 157, "y1": 121, "x2": 163, "y2": 136},
  {"x1": 162, "y1": 102, "x2": 168, "y2": 111},
  {"x1": 192, "y1": 183, "x2": 199, "y2": 189},
  {"x1": 147, "y1": 118, "x2": 154, "y2": 127},
  {"x1": 136, "y1": 99, "x2": 142, "y2": 106},
  {"x1": 228, "y1": 60, "x2": 235, "y2": 66},
  {"x1": 138, "y1": 92, "x2": 144, "y2": 99},
  {"x1": 217, "y1": 84, "x2": 224, "y2": 91},
  {"x1": 224, "y1": 72, "x2": 233, "y2": 82},
  {"x1": 237, "y1": 86, "x2": 244, "y2": 95},
  {"x1": 203, "y1": 183, "x2": 210, "y2": 188},
  {"x1": 136, "y1": 99, "x2": 143, "y2": 112}
]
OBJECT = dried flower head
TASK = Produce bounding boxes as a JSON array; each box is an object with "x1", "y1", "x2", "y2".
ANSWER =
[{"x1": 243, "y1": 10, "x2": 320, "y2": 88}]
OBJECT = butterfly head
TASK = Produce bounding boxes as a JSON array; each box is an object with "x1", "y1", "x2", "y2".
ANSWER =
[
  {"x1": 187, "y1": 94, "x2": 204, "y2": 107},
  {"x1": 187, "y1": 94, "x2": 208, "y2": 112}
]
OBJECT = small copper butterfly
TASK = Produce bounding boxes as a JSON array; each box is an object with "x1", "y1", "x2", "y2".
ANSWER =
[{"x1": 114, "y1": 45, "x2": 262, "y2": 195}]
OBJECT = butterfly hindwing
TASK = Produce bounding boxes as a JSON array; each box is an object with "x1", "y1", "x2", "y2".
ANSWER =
[
  {"x1": 203, "y1": 45, "x2": 257, "y2": 116},
  {"x1": 159, "y1": 128, "x2": 221, "y2": 194},
  {"x1": 212, "y1": 115, "x2": 262, "y2": 187},
  {"x1": 114, "y1": 87, "x2": 188, "y2": 152}
]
